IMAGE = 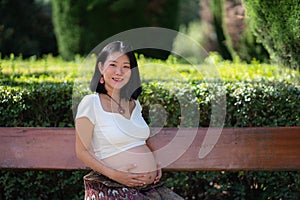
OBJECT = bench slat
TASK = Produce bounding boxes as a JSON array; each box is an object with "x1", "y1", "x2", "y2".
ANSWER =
[{"x1": 0, "y1": 127, "x2": 299, "y2": 170}]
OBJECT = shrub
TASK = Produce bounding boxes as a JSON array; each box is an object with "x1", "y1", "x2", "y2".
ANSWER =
[
  {"x1": 0, "y1": 83, "x2": 73, "y2": 127},
  {"x1": 244, "y1": 0, "x2": 300, "y2": 70},
  {"x1": 0, "y1": 170, "x2": 86, "y2": 200},
  {"x1": 1, "y1": 80, "x2": 299, "y2": 127}
]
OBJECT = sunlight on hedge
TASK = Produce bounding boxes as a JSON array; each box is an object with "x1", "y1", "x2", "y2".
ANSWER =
[{"x1": 1, "y1": 53, "x2": 299, "y2": 84}]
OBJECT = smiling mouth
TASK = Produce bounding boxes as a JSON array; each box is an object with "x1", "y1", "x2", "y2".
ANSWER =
[{"x1": 112, "y1": 77, "x2": 124, "y2": 82}]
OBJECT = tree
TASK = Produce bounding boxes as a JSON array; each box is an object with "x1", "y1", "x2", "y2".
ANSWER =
[
  {"x1": 52, "y1": 0, "x2": 180, "y2": 60},
  {"x1": 207, "y1": 0, "x2": 269, "y2": 62},
  {"x1": 244, "y1": 0, "x2": 300, "y2": 70},
  {"x1": 0, "y1": 0, "x2": 57, "y2": 57}
]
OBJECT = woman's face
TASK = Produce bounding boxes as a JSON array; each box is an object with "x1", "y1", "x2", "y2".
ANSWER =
[{"x1": 99, "y1": 52, "x2": 131, "y2": 93}]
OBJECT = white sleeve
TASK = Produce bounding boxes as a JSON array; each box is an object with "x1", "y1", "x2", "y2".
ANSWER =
[
  {"x1": 75, "y1": 94, "x2": 96, "y2": 125},
  {"x1": 135, "y1": 99, "x2": 143, "y2": 112}
]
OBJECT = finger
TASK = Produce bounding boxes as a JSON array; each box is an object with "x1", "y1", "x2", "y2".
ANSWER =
[
  {"x1": 157, "y1": 169, "x2": 162, "y2": 178},
  {"x1": 154, "y1": 176, "x2": 160, "y2": 183},
  {"x1": 132, "y1": 177, "x2": 146, "y2": 184},
  {"x1": 154, "y1": 169, "x2": 162, "y2": 184},
  {"x1": 156, "y1": 167, "x2": 162, "y2": 178},
  {"x1": 130, "y1": 173, "x2": 146, "y2": 180},
  {"x1": 155, "y1": 174, "x2": 161, "y2": 180},
  {"x1": 129, "y1": 179, "x2": 146, "y2": 187}
]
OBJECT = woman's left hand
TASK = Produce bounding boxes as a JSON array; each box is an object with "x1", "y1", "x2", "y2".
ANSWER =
[{"x1": 154, "y1": 162, "x2": 162, "y2": 184}]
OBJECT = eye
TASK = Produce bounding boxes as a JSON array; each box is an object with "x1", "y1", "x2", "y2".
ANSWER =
[
  {"x1": 123, "y1": 65, "x2": 130, "y2": 69},
  {"x1": 109, "y1": 63, "x2": 116, "y2": 67}
]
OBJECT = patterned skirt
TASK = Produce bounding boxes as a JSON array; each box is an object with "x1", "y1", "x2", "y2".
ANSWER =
[{"x1": 83, "y1": 171, "x2": 184, "y2": 200}]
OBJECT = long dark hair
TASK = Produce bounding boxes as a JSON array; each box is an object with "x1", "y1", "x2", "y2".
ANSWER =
[{"x1": 90, "y1": 41, "x2": 142, "y2": 100}]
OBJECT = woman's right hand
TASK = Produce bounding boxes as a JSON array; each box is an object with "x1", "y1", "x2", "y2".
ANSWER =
[{"x1": 110, "y1": 164, "x2": 147, "y2": 187}]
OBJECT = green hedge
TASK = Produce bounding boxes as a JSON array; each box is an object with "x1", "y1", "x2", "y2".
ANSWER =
[
  {"x1": 0, "y1": 170, "x2": 86, "y2": 200},
  {"x1": 1, "y1": 80, "x2": 299, "y2": 127},
  {"x1": 0, "y1": 83, "x2": 73, "y2": 127},
  {"x1": 1, "y1": 80, "x2": 300, "y2": 199}
]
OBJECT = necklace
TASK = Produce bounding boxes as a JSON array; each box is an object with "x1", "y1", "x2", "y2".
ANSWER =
[{"x1": 105, "y1": 93, "x2": 125, "y2": 114}]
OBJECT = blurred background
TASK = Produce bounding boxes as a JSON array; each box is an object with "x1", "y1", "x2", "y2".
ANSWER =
[
  {"x1": 0, "y1": 0, "x2": 269, "y2": 62},
  {"x1": 1, "y1": 0, "x2": 299, "y2": 70}
]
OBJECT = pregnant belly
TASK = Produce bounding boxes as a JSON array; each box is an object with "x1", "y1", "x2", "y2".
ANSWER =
[{"x1": 102, "y1": 144, "x2": 157, "y2": 184}]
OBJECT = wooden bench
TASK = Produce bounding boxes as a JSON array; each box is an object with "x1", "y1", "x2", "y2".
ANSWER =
[{"x1": 1, "y1": 127, "x2": 300, "y2": 171}]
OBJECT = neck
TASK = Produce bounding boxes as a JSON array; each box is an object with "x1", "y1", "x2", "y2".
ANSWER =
[
  {"x1": 104, "y1": 91, "x2": 125, "y2": 114},
  {"x1": 106, "y1": 88, "x2": 121, "y2": 100}
]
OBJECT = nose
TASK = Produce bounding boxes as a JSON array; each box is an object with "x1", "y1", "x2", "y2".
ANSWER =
[{"x1": 115, "y1": 66, "x2": 122, "y2": 75}]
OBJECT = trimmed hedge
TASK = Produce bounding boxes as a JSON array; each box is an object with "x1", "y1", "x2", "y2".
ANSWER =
[
  {"x1": 0, "y1": 83, "x2": 73, "y2": 127},
  {"x1": 1, "y1": 80, "x2": 299, "y2": 127},
  {"x1": 1, "y1": 80, "x2": 300, "y2": 199},
  {"x1": 0, "y1": 170, "x2": 86, "y2": 200}
]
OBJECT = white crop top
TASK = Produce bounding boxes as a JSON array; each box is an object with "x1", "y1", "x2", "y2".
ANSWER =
[{"x1": 75, "y1": 93, "x2": 150, "y2": 159}]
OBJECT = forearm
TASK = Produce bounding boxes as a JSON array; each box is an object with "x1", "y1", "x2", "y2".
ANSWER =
[
  {"x1": 75, "y1": 131, "x2": 118, "y2": 180},
  {"x1": 76, "y1": 148, "x2": 116, "y2": 179}
]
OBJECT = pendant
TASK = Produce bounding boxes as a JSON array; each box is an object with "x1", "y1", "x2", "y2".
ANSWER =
[{"x1": 118, "y1": 106, "x2": 125, "y2": 114}]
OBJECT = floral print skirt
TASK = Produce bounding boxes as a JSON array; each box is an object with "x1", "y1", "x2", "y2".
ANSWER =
[{"x1": 83, "y1": 171, "x2": 184, "y2": 200}]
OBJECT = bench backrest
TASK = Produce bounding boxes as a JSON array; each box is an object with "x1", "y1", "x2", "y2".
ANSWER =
[{"x1": 1, "y1": 127, "x2": 299, "y2": 171}]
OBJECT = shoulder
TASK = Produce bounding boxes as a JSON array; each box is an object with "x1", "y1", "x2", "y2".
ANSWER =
[
  {"x1": 77, "y1": 93, "x2": 98, "y2": 109},
  {"x1": 80, "y1": 93, "x2": 97, "y2": 104},
  {"x1": 133, "y1": 99, "x2": 143, "y2": 111},
  {"x1": 76, "y1": 93, "x2": 98, "y2": 122}
]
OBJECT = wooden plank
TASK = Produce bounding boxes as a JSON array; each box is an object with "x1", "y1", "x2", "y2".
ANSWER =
[
  {"x1": 0, "y1": 127, "x2": 86, "y2": 170},
  {"x1": 0, "y1": 127, "x2": 300, "y2": 170},
  {"x1": 151, "y1": 127, "x2": 300, "y2": 171}
]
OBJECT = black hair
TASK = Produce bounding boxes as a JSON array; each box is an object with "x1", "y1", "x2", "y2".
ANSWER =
[{"x1": 89, "y1": 41, "x2": 142, "y2": 100}]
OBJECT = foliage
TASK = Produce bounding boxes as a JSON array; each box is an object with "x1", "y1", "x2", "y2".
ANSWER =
[
  {"x1": 177, "y1": 0, "x2": 200, "y2": 26},
  {"x1": 0, "y1": 83, "x2": 74, "y2": 127},
  {"x1": 1, "y1": 55, "x2": 299, "y2": 128},
  {"x1": 209, "y1": 0, "x2": 269, "y2": 63},
  {"x1": 52, "y1": 0, "x2": 180, "y2": 60},
  {"x1": 0, "y1": 56, "x2": 300, "y2": 199},
  {"x1": 244, "y1": 0, "x2": 300, "y2": 70},
  {"x1": 165, "y1": 171, "x2": 300, "y2": 199},
  {"x1": 0, "y1": 0, "x2": 57, "y2": 57},
  {"x1": 1, "y1": 54, "x2": 299, "y2": 84},
  {"x1": 51, "y1": 0, "x2": 82, "y2": 61},
  {"x1": 1, "y1": 79, "x2": 299, "y2": 128},
  {"x1": 209, "y1": 0, "x2": 232, "y2": 60},
  {"x1": 0, "y1": 170, "x2": 86, "y2": 200}
]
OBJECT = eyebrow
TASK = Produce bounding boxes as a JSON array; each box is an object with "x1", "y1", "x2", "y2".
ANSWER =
[{"x1": 108, "y1": 60, "x2": 130, "y2": 64}]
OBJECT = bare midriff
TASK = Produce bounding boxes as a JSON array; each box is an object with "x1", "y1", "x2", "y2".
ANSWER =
[{"x1": 102, "y1": 144, "x2": 157, "y2": 184}]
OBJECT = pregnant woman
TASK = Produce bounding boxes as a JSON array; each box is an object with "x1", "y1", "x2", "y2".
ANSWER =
[{"x1": 75, "y1": 41, "x2": 183, "y2": 199}]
